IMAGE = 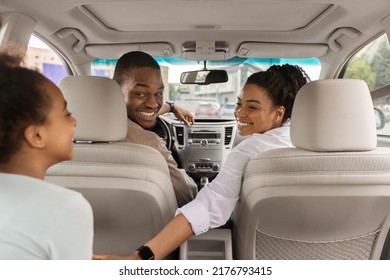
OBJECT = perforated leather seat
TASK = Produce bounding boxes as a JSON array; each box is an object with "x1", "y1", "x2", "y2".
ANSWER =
[
  {"x1": 232, "y1": 79, "x2": 390, "y2": 260},
  {"x1": 45, "y1": 76, "x2": 178, "y2": 256}
]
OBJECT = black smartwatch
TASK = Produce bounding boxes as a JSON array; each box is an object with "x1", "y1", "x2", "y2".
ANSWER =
[
  {"x1": 136, "y1": 245, "x2": 155, "y2": 260},
  {"x1": 166, "y1": 100, "x2": 175, "y2": 113}
]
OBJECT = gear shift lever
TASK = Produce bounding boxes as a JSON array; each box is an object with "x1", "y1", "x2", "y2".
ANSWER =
[{"x1": 199, "y1": 176, "x2": 209, "y2": 190}]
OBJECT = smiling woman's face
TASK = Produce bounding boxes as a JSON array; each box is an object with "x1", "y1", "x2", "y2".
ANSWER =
[
  {"x1": 234, "y1": 84, "x2": 285, "y2": 136},
  {"x1": 42, "y1": 81, "x2": 77, "y2": 164}
]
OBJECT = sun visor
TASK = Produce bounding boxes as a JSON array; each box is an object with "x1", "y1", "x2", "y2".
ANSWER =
[
  {"x1": 237, "y1": 42, "x2": 328, "y2": 58},
  {"x1": 85, "y1": 43, "x2": 174, "y2": 59}
]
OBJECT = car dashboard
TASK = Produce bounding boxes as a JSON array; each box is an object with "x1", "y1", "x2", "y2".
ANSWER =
[{"x1": 166, "y1": 117, "x2": 238, "y2": 186}]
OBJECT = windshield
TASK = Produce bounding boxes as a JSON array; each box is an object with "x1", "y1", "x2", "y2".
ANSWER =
[{"x1": 92, "y1": 56, "x2": 321, "y2": 120}]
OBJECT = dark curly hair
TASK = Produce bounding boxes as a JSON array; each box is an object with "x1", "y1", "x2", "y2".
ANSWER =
[
  {"x1": 113, "y1": 51, "x2": 160, "y2": 87},
  {"x1": 245, "y1": 64, "x2": 310, "y2": 124},
  {"x1": 0, "y1": 49, "x2": 51, "y2": 163}
]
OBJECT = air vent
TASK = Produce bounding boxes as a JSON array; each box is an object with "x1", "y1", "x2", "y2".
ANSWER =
[
  {"x1": 175, "y1": 126, "x2": 185, "y2": 145},
  {"x1": 224, "y1": 126, "x2": 233, "y2": 145}
]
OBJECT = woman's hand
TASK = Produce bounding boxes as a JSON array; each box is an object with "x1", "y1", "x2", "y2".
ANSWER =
[{"x1": 93, "y1": 253, "x2": 140, "y2": 260}]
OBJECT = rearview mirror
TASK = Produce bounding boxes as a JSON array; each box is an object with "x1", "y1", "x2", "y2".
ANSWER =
[{"x1": 180, "y1": 69, "x2": 228, "y2": 85}]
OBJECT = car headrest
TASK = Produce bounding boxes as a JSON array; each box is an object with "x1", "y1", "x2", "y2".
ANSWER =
[
  {"x1": 58, "y1": 76, "x2": 127, "y2": 142},
  {"x1": 291, "y1": 79, "x2": 377, "y2": 152}
]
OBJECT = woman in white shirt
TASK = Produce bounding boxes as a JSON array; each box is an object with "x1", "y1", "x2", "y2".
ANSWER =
[
  {"x1": 0, "y1": 49, "x2": 93, "y2": 259},
  {"x1": 95, "y1": 64, "x2": 309, "y2": 260}
]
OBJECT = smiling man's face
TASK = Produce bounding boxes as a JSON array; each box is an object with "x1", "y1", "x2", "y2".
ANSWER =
[{"x1": 121, "y1": 67, "x2": 164, "y2": 129}]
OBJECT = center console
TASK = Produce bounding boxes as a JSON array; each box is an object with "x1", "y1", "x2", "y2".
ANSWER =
[{"x1": 172, "y1": 119, "x2": 237, "y2": 184}]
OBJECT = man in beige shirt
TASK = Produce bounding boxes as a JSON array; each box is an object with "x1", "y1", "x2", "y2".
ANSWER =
[{"x1": 113, "y1": 51, "x2": 197, "y2": 207}]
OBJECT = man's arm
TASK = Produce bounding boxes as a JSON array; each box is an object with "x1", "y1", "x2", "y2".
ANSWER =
[{"x1": 158, "y1": 102, "x2": 194, "y2": 126}]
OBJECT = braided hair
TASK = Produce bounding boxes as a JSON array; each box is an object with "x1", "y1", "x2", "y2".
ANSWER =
[
  {"x1": 245, "y1": 64, "x2": 309, "y2": 124},
  {"x1": 0, "y1": 48, "x2": 50, "y2": 163}
]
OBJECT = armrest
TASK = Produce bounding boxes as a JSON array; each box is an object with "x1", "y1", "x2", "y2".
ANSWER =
[{"x1": 179, "y1": 228, "x2": 232, "y2": 260}]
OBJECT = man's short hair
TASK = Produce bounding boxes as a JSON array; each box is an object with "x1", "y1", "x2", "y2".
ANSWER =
[{"x1": 113, "y1": 51, "x2": 160, "y2": 86}]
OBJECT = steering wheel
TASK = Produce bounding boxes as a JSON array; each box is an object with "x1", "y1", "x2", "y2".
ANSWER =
[{"x1": 154, "y1": 117, "x2": 173, "y2": 151}]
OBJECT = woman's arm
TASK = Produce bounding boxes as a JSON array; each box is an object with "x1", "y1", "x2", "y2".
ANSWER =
[
  {"x1": 144, "y1": 213, "x2": 193, "y2": 260},
  {"x1": 93, "y1": 213, "x2": 193, "y2": 260}
]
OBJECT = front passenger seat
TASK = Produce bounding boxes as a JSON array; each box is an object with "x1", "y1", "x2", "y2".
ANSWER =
[
  {"x1": 46, "y1": 76, "x2": 178, "y2": 257},
  {"x1": 233, "y1": 79, "x2": 390, "y2": 260}
]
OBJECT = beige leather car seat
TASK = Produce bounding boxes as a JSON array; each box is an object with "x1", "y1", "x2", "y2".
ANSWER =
[
  {"x1": 45, "y1": 76, "x2": 178, "y2": 256},
  {"x1": 233, "y1": 79, "x2": 390, "y2": 260}
]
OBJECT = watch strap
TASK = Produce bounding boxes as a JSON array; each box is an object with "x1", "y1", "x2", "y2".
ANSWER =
[{"x1": 166, "y1": 101, "x2": 175, "y2": 113}]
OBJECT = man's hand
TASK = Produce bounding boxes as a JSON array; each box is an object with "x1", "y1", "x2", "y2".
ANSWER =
[
  {"x1": 158, "y1": 102, "x2": 194, "y2": 126},
  {"x1": 172, "y1": 104, "x2": 194, "y2": 126}
]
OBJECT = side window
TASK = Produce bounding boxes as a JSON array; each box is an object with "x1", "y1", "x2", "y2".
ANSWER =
[
  {"x1": 343, "y1": 34, "x2": 390, "y2": 135},
  {"x1": 26, "y1": 35, "x2": 68, "y2": 85}
]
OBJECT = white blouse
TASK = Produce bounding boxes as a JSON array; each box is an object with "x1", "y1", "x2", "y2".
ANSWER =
[{"x1": 177, "y1": 124, "x2": 293, "y2": 235}]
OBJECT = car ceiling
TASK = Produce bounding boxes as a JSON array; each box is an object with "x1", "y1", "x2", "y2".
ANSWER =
[{"x1": 0, "y1": 0, "x2": 390, "y2": 77}]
